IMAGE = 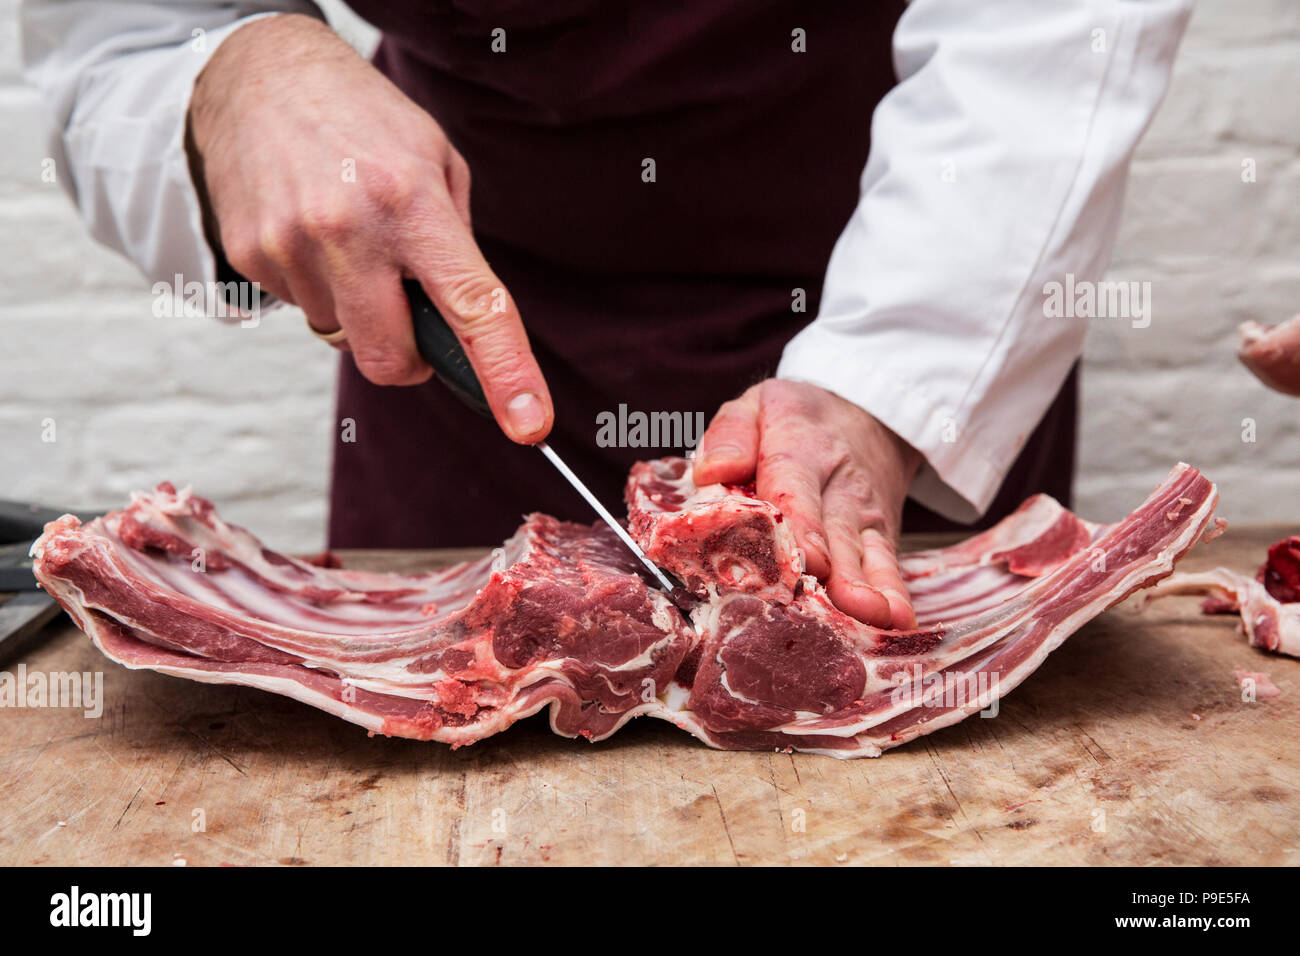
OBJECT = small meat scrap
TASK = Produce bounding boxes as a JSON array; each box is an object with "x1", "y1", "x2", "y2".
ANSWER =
[{"x1": 1233, "y1": 667, "x2": 1282, "y2": 702}]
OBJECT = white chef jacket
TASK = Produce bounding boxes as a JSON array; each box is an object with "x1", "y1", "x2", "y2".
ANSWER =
[{"x1": 20, "y1": 0, "x2": 1193, "y2": 523}]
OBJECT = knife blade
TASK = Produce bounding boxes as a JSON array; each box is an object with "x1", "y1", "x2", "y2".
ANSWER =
[
  {"x1": 534, "y1": 441, "x2": 683, "y2": 597},
  {"x1": 0, "y1": 541, "x2": 37, "y2": 591},
  {"x1": 0, "y1": 506, "x2": 106, "y2": 592},
  {"x1": 405, "y1": 279, "x2": 692, "y2": 612},
  {"x1": 0, "y1": 503, "x2": 109, "y2": 659},
  {"x1": 0, "y1": 539, "x2": 58, "y2": 663},
  {"x1": 0, "y1": 499, "x2": 72, "y2": 542}
]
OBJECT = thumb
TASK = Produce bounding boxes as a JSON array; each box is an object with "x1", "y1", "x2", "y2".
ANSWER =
[{"x1": 694, "y1": 385, "x2": 761, "y2": 485}]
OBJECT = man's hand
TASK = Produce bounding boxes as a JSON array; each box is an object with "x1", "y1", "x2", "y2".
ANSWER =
[
  {"x1": 694, "y1": 380, "x2": 922, "y2": 629},
  {"x1": 187, "y1": 14, "x2": 552, "y2": 443},
  {"x1": 1238, "y1": 313, "x2": 1300, "y2": 397}
]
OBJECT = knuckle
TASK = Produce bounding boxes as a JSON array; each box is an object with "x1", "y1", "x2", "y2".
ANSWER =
[
  {"x1": 828, "y1": 506, "x2": 872, "y2": 540},
  {"x1": 257, "y1": 216, "x2": 307, "y2": 266},
  {"x1": 441, "y1": 274, "x2": 506, "y2": 327},
  {"x1": 222, "y1": 234, "x2": 267, "y2": 277},
  {"x1": 762, "y1": 451, "x2": 815, "y2": 488},
  {"x1": 837, "y1": 467, "x2": 874, "y2": 502},
  {"x1": 824, "y1": 435, "x2": 852, "y2": 462},
  {"x1": 297, "y1": 204, "x2": 355, "y2": 245},
  {"x1": 761, "y1": 377, "x2": 802, "y2": 408},
  {"x1": 715, "y1": 398, "x2": 750, "y2": 423},
  {"x1": 857, "y1": 506, "x2": 887, "y2": 532},
  {"x1": 367, "y1": 161, "x2": 426, "y2": 215}
]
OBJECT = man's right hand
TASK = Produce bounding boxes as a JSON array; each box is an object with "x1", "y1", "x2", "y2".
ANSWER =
[{"x1": 187, "y1": 13, "x2": 553, "y2": 443}]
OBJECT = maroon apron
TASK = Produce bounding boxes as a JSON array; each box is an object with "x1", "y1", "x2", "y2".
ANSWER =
[{"x1": 328, "y1": 0, "x2": 1077, "y2": 547}]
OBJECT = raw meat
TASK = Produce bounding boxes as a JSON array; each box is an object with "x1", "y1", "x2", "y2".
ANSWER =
[
  {"x1": 626, "y1": 458, "x2": 1218, "y2": 755},
  {"x1": 1233, "y1": 667, "x2": 1283, "y2": 701},
  {"x1": 32, "y1": 460, "x2": 1219, "y2": 757},
  {"x1": 1238, "y1": 314, "x2": 1300, "y2": 396},
  {"x1": 1142, "y1": 535, "x2": 1300, "y2": 659},
  {"x1": 625, "y1": 463, "x2": 803, "y2": 603},
  {"x1": 1259, "y1": 536, "x2": 1300, "y2": 602},
  {"x1": 33, "y1": 484, "x2": 695, "y2": 746}
]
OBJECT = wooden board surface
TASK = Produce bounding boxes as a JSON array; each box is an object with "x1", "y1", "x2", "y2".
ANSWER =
[{"x1": 1, "y1": 527, "x2": 1296, "y2": 867}]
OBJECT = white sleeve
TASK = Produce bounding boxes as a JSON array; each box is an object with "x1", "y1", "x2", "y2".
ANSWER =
[
  {"x1": 777, "y1": 0, "x2": 1192, "y2": 523},
  {"x1": 20, "y1": 0, "x2": 323, "y2": 287}
]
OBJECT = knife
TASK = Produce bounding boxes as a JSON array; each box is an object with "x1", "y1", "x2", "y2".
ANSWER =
[
  {"x1": 0, "y1": 503, "x2": 106, "y2": 591},
  {"x1": 404, "y1": 279, "x2": 690, "y2": 609},
  {"x1": 0, "y1": 498, "x2": 75, "y2": 545},
  {"x1": 0, "y1": 591, "x2": 62, "y2": 665},
  {"x1": 0, "y1": 539, "x2": 57, "y2": 663}
]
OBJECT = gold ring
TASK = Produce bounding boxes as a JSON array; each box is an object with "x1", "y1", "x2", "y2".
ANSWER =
[{"x1": 307, "y1": 321, "x2": 348, "y2": 345}]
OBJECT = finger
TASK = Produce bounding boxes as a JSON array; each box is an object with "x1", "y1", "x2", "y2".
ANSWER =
[
  {"x1": 330, "y1": 260, "x2": 431, "y2": 384},
  {"x1": 283, "y1": 270, "x2": 352, "y2": 351},
  {"x1": 226, "y1": 215, "x2": 343, "y2": 339},
  {"x1": 406, "y1": 203, "x2": 553, "y2": 443},
  {"x1": 861, "y1": 528, "x2": 915, "y2": 629},
  {"x1": 821, "y1": 499, "x2": 894, "y2": 628},
  {"x1": 218, "y1": 229, "x2": 297, "y2": 308},
  {"x1": 755, "y1": 449, "x2": 830, "y2": 578},
  {"x1": 693, "y1": 385, "x2": 761, "y2": 485},
  {"x1": 285, "y1": 270, "x2": 339, "y2": 336}
]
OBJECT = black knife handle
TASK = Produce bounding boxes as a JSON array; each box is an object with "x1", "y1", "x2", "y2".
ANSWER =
[{"x1": 404, "y1": 279, "x2": 492, "y2": 419}]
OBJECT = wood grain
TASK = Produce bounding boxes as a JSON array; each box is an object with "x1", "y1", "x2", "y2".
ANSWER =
[{"x1": 1, "y1": 528, "x2": 1296, "y2": 866}]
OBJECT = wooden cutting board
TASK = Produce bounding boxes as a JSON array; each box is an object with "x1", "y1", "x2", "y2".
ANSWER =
[{"x1": 1, "y1": 527, "x2": 1296, "y2": 866}]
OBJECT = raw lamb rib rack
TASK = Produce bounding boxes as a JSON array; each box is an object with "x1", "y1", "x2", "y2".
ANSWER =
[{"x1": 32, "y1": 457, "x2": 1219, "y2": 758}]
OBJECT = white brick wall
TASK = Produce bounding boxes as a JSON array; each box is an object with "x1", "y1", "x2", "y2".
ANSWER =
[
  {"x1": 1, "y1": 0, "x2": 1296, "y2": 551},
  {"x1": 1077, "y1": 0, "x2": 1300, "y2": 523}
]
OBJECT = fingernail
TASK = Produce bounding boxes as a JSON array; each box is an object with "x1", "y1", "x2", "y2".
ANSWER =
[
  {"x1": 881, "y1": 588, "x2": 916, "y2": 629},
  {"x1": 506, "y1": 392, "x2": 545, "y2": 436}
]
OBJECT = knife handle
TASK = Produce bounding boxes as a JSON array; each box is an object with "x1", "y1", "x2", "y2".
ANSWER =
[{"x1": 404, "y1": 278, "x2": 492, "y2": 420}]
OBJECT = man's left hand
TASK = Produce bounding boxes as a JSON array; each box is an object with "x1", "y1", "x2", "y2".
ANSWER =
[{"x1": 694, "y1": 380, "x2": 922, "y2": 629}]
